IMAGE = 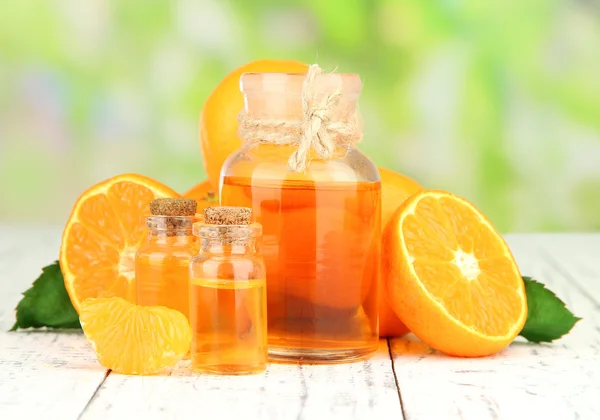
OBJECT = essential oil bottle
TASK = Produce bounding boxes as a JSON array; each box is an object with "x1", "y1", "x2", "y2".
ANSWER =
[
  {"x1": 135, "y1": 198, "x2": 198, "y2": 319},
  {"x1": 189, "y1": 206, "x2": 267, "y2": 375},
  {"x1": 220, "y1": 67, "x2": 381, "y2": 363}
]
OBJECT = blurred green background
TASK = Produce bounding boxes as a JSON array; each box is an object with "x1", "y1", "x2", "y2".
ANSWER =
[{"x1": 1, "y1": 0, "x2": 599, "y2": 232}]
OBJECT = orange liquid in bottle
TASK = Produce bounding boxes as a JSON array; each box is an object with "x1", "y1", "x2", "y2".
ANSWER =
[
  {"x1": 135, "y1": 238, "x2": 195, "y2": 319},
  {"x1": 221, "y1": 176, "x2": 381, "y2": 361},
  {"x1": 190, "y1": 278, "x2": 267, "y2": 374}
]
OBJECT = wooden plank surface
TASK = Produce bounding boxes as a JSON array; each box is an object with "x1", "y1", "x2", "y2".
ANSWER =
[
  {"x1": 389, "y1": 234, "x2": 600, "y2": 420},
  {"x1": 1, "y1": 228, "x2": 599, "y2": 420},
  {"x1": 0, "y1": 226, "x2": 402, "y2": 420},
  {"x1": 536, "y1": 233, "x2": 600, "y2": 302},
  {"x1": 0, "y1": 227, "x2": 109, "y2": 420},
  {"x1": 80, "y1": 340, "x2": 402, "y2": 420},
  {"x1": 0, "y1": 332, "x2": 108, "y2": 420}
]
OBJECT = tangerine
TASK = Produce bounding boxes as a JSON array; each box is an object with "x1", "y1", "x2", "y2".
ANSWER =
[
  {"x1": 199, "y1": 59, "x2": 308, "y2": 190},
  {"x1": 182, "y1": 179, "x2": 219, "y2": 221}
]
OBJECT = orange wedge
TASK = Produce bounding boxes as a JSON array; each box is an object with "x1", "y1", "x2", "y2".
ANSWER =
[
  {"x1": 383, "y1": 190, "x2": 527, "y2": 357},
  {"x1": 59, "y1": 174, "x2": 179, "y2": 312},
  {"x1": 80, "y1": 297, "x2": 191, "y2": 375}
]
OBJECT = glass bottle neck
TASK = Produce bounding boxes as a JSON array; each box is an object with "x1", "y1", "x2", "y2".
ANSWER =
[
  {"x1": 243, "y1": 94, "x2": 359, "y2": 121},
  {"x1": 200, "y1": 239, "x2": 258, "y2": 255},
  {"x1": 193, "y1": 222, "x2": 262, "y2": 256},
  {"x1": 241, "y1": 72, "x2": 361, "y2": 121},
  {"x1": 145, "y1": 216, "x2": 194, "y2": 243},
  {"x1": 147, "y1": 228, "x2": 194, "y2": 244}
]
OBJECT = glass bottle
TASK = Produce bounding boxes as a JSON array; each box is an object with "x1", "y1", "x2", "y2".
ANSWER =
[
  {"x1": 189, "y1": 206, "x2": 267, "y2": 374},
  {"x1": 135, "y1": 198, "x2": 198, "y2": 319},
  {"x1": 219, "y1": 66, "x2": 381, "y2": 363}
]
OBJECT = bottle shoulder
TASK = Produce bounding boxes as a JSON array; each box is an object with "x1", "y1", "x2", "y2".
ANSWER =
[
  {"x1": 191, "y1": 252, "x2": 266, "y2": 280},
  {"x1": 191, "y1": 252, "x2": 264, "y2": 265},
  {"x1": 221, "y1": 144, "x2": 380, "y2": 184},
  {"x1": 136, "y1": 238, "x2": 198, "y2": 259}
]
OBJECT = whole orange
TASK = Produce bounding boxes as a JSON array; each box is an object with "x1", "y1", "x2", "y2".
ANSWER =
[
  {"x1": 182, "y1": 179, "x2": 219, "y2": 222},
  {"x1": 378, "y1": 167, "x2": 423, "y2": 337},
  {"x1": 182, "y1": 180, "x2": 218, "y2": 207},
  {"x1": 199, "y1": 59, "x2": 309, "y2": 190}
]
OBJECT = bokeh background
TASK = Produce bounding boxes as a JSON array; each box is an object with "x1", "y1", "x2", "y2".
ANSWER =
[{"x1": 1, "y1": 1, "x2": 599, "y2": 232}]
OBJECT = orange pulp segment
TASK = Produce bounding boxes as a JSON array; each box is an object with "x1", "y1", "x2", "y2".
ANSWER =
[{"x1": 80, "y1": 297, "x2": 191, "y2": 375}]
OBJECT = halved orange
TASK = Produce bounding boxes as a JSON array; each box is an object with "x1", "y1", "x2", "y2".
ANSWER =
[
  {"x1": 59, "y1": 174, "x2": 179, "y2": 312},
  {"x1": 80, "y1": 297, "x2": 191, "y2": 375},
  {"x1": 383, "y1": 190, "x2": 527, "y2": 357}
]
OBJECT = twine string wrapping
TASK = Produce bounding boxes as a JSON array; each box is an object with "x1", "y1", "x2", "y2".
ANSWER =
[{"x1": 237, "y1": 64, "x2": 362, "y2": 172}]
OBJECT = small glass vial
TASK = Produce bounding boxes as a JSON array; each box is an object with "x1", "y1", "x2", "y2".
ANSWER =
[
  {"x1": 189, "y1": 206, "x2": 267, "y2": 375},
  {"x1": 135, "y1": 198, "x2": 198, "y2": 319}
]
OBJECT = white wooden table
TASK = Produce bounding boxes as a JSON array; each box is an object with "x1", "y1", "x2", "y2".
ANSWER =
[{"x1": 1, "y1": 228, "x2": 599, "y2": 420}]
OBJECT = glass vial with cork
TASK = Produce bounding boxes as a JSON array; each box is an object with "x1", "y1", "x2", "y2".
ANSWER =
[
  {"x1": 189, "y1": 206, "x2": 267, "y2": 375},
  {"x1": 220, "y1": 64, "x2": 381, "y2": 363},
  {"x1": 134, "y1": 198, "x2": 198, "y2": 319}
]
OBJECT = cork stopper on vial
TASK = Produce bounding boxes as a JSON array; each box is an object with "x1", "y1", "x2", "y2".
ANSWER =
[
  {"x1": 204, "y1": 206, "x2": 252, "y2": 225},
  {"x1": 150, "y1": 198, "x2": 197, "y2": 217},
  {"x1": 195, "y1": 206, "x2": 259, "y2": 245},
  {"x1": 147, "y1": 198, "x2": 197, "y2": 234}
]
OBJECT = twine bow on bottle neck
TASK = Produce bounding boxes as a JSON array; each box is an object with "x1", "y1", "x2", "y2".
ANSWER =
[{"x1": 237, "y1": 64, "x2": 362, "y2": 173}]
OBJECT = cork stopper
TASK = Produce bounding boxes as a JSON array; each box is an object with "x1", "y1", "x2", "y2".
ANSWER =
[
  {"x1": 150, "y1": 198, "x2": 197, "y2": 216},
  {"x1": 147, "y1": 198, "x2": 196, "y2": 235},
  {"x1": 204, "y1": 206, "x2": 251, "y2": 225},
  {"x1": 193, "y1": 207, "x2": 261, "y2": 245}
]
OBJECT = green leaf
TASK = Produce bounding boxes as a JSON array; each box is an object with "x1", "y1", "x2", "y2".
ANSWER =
[
  {"x1": 519, "y1": 276, "x2": 581, "y2": 343},
  {"x1": 10, "y1": 261, "x2": 81, "y2": 331}
]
